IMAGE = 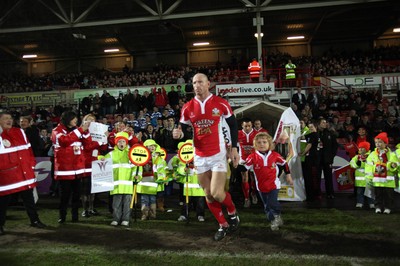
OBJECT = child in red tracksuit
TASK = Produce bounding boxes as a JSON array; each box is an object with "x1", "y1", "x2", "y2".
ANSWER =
[{"x1": 245, "y1": 132, "x2": 293, "y2": 231}]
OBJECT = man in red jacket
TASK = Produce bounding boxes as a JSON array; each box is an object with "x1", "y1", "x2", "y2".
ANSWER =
[
  {"x1": 0, "y1": 112, "x2": 46, "y2": 235},
  {"x1": 248, "y1": 58, "x2": 261, "y2": 82}
]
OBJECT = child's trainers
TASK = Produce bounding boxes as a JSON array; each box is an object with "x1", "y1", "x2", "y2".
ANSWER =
[
  {"x1": 383, "y1": 209, "x2": 391, "y2": 214},
  {"x1": 177, "y1": 215, "x2": 187, "y2": 222},
  {"x1": 375, "y1": 208, "x2": 382, "y2": 214},
  {"x1": 89, "y1": 209, "x2": 99, "y2": 216},
  {"x1": 197, "y1": 216, "x2": 205, "y2": 222},
  {"x1": 355, "y1": 203, "x2": 363, "y2": 208},
  {"x1": 274, "y1": 214, "x2": 283, "y2": 226},
  {"x1": 369, "y1": 204, "x2": 375, "y2": 209},
  {"x1": 121, "y1": 221, "x2": 129, "y2": 226},
  {"x1": 271, "y1": 215, "x2": 283, "y2": 231},
  {"x1": 110, "y1": 221, "x2": 118, "y2": 226},
  {"x1": 228, "y1": 213, "x2": 240, "y2": 232},
  {"x1": 271, "y1": 219, "x2": 280, "y2": 231},
  {"x1": 214, "y1": 226, "x2": 229, "y2": 241}
]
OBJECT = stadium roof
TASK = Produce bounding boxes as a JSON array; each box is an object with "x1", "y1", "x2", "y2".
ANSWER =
[{"x1": 0, "y1": 0, "x2": 399, "y2": 62}]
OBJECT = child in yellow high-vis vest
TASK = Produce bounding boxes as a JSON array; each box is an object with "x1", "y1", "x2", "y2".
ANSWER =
[
  {"x1": 136, "y1": 139, "x2": 167, "y2": 220},
  {"x1": 102, "y1": 132, "x2": 141, "y2": 227},
  {"x1": 393, "y1": 143, "x2": 400, "y2": 193},
  {"x1": 365, "y1": 132, "x2": 398, "y2": 214},
  {"x1": 176, "y1": 140, "x2": 206, "y2": 222},
  {"x1": 350, "y1": 141, "x2": 374, "y2": 209}
]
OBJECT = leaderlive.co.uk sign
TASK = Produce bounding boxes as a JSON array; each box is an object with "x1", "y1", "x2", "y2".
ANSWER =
[{"x1": 216, "y1": 83, "x2": 275, "y2": 97}]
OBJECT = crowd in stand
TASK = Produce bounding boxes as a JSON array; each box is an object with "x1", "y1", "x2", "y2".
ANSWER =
[
  {"x1": 1, "y1": 46, "x2": 400, "y2": 94},
  {"x1": 292, "y1": 86, "x2": 400, "y2": 148}
]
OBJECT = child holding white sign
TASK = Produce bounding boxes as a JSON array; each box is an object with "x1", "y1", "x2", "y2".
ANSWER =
[{"x1": 102, "y1": 132, "x2": 140, "y2": 226}]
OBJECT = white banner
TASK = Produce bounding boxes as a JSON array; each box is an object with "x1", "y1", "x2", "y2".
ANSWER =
[
  {"x1": 216, "y1": 83, "x2": 275, "y2": 97},
  {"x1": 273, "y1": 108, "x2": 306, "y2": 201},
  {"x1": 91, "y1": 158, "x2": 114, "y2": 193},
  {"x1": 89, "y1": 122, "x2": 109, "y2": 143},
  {"x1": 325, "y1": 74, "x2": 400, "y2": 88}
]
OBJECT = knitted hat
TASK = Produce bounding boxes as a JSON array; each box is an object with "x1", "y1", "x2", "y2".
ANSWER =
[
  {"x1": 115, "y1": 132, "x2": 129, "y2": 144},
  {"x1": 358, "y1": 141, "x2": 370, "y2": 151},
  {"x1": 375, "y1": 132, "x2": 388, "y2": 144}
]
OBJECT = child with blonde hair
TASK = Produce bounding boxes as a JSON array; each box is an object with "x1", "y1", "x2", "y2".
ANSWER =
[{"x1": 244, "y1": 132, "x2": 293, "y2": 231}]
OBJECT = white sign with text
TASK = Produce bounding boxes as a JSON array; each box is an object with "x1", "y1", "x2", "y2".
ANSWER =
[
  {"x1": 91, "y1": 158, "x2": 114, "y2": 193},
  {"x1": 89, "y1": 122, "x2": 109, "y2": 143}
]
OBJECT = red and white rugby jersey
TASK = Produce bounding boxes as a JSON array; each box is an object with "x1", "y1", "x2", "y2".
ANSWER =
[
  {"x1": 180, "y1": 94, "x2": 233, "y2": 157},
  {"x1": 238, "y1": 129, "x2": 257, "y2": 161},
  {"x1": 245, "y1": 150, "x2": 287, "y2": 193}
]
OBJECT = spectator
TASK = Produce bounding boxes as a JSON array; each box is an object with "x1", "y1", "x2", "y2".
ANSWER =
[
  {"x1": 39, "y1": 128, "x2": 52, "y2": 157},
  {"x1": 116, "y1": 93, "x2": 124, "y2": 114},
  {"x1": 153, "y1": 87, "x2": 168, "y2": 110},
  {"x1": 81, "y1": 94, "x2": 93, "y2": 115},
  {"x1": 307, "y1": 88, "x2": 319, "y2": 111},
  {"x1": 141, "y1": 91, "x2": 154, "y2": 111},
  {"x1": 291, "y1": 87, "x2": 307, "y2": 111},
  {"x1": 123, "y1": 89, "x2": 135, "y2": 114},
  {"x1": 131, "y1": 89, "x2": 142, "y2": 115},
  {"x1": 317, "y1": 118, "x2": 338, "y2": 199},
  {"x1": 159, "y1": 116, "x2": 179, "y2": 153},
  {"x1": 168, "y1": 86, "x2": 180, "y2": 107},
  {"x1": 19, "y1": 115, "x2": 44, "y2": 157},
  {"x1": 384, "y1": 114, "x2": 399, "y2": 144},
  {"x1": 387, "y1": 99, "x2": 400, "y2": 118},
  {"x1": 373, "y1": 103, "x2": 386, "y2": 119}
]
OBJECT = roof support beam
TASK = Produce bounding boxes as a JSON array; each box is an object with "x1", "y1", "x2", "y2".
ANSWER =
[
  {"x1": 163, "y1": 0, "x2": 183, "y2": 15},
  {"x1": 70, "y1": 0, "x2": 74, "y2": 22},
  {"x1": 261, "y1": 0, "x2": 272, "y2": 7},
  {"x1": 74, "y1": 0, "x2": 102, "y2": 24},
  {"x1": 134, "y1": 0, "x2": 158, "y2": 16},
  {"x1": 0, "y1": 0, "x2": 387, "y2": 33},
  {"x1": 55, "y1": 0, "x2": 70, "y2": 23},
  {"x1": 239, "y1": 0, "x2": 256, "y2": 7},
  {"x1": 0, "y1": 0, "x2": 25, "y2": 27},
  {"x1": 37, "y1": 0, "x2": 69, "y2": 24},
  {"x1": 155, "y1": 0, "x2": 163, "y2": 17}
]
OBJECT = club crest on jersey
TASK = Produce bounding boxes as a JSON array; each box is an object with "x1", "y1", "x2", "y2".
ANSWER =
[{"x1": 212, "y1": 108, "x2": 220, "y2": 116}]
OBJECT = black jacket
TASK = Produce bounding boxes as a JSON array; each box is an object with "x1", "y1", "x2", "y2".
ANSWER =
[{"x1": 318, "y1": 129, "x2": 338, "y2": 164}]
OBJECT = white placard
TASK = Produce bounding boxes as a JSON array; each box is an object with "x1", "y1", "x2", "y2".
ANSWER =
[
  {"x1": 89, "y1": 122, "x2": 109, "y2": 143},
  {"x1": 91, "y1": 158, "x2": 114, "y2": 193}
]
